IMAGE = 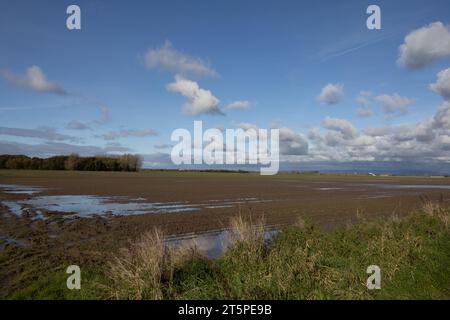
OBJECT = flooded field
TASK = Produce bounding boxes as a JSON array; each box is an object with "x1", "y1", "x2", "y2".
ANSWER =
[
  {"x1": 0, "y1": 170, "x2": 449, "y2": 297},
  {"x1": 1, "y1": 170, "x2": 450, "y2": 244},
  {"x1": 0, "y1": 184, "x2": 267, "y2": 219}
]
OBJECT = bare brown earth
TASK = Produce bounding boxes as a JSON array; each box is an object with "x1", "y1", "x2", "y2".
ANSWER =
[
  {"x1": 0, "y1": 170, "x2": 449, "y2": 297},
  {"x1": 1, "y1": 170, "x2": 450, "y2": 235}
]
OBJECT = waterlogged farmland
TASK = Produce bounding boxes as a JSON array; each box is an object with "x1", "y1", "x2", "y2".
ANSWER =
[{"x1": 0, "y1": 170, "x2": 449, "y2": 298}]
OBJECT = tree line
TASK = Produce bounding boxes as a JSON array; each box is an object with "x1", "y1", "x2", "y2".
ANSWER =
[{"x1": 0, "y1": 154, "x2": 143, "y2": 172}]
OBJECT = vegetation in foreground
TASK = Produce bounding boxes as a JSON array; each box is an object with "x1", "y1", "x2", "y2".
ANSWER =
[{"x1": 4, "y1": 201, "x2": 450, "y2": 300}]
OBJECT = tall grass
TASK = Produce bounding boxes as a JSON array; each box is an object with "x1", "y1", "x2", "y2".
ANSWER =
[
  {"x1": 102, "y1": 228, "x2": 198, "y2": 299},
  {"x1": 103, "y1": 204, "x2": 450, "y2": 300}
]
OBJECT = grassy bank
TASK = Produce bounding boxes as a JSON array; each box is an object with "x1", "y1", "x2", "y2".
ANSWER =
[{"x1": 4, "y1": 200, "x2": 449, "y2": 300}]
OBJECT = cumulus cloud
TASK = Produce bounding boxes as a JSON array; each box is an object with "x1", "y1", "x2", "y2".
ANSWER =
[
  {"x1": 318, "y1": 83, "x2": 344, "y2": 105},
  {"x1": 278, "y1": 127, "x2": 308, "y2": 155},
  {"x1": 364, "y1": 126, "x2": 392, "y2": 137},
  {"x1": 225, "y1": 100, "x2": 252, "y2": 110},
  {"x1": 144, "y1": 41, "x2": 217, "y2": 78},
  {"x1": 101, "y1": 129, "x2": 158, "y2": 141},
  {"x1": 1, "y1": 66, "x2": 67, "y2": 95},
  {"x1": 433, "y1": 101, "x2": 450, "y2": 130},
  {"x1": 394, "y1": 121, "x2": 435, "y2": 143},
  {"x1": 166, "y1": 75, "x2": 223, "y2": 115},
  {"x1": 236, "y1": 123, "x2": 308, "y2": 156},
  {"x1": 375, "y1": 93, "x2": 415, "y2": 115},
  {"x1": 398, "y1": 22, "x2": 450, "y2": 69},
  {"x1": 321, "y1": 117, "x2": 357, "y2": 139},
  {"x1": 306, "y1": 100, "x2": 450, "y2": 162},
  {"x1": 430, "y1": 68, "x2": 450, "y2": 100},
  {"x1": 0, "y1": 126, "x2": 80, "y2": 143}
]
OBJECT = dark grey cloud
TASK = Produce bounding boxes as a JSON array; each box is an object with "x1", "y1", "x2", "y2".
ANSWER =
[
  {"x1": 0, "y1": 140, "x2": 133, "y2": 158},
  {"x1": 0, "y1": 126, "x2": 81, "y2": 143}
]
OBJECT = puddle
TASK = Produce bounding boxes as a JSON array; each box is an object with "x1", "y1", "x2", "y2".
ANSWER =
[
  {"x1": 0, "y1": 184, "x2": 47, "y2": 195},
  {"x1": 2, "y1": 201, "x2": 24, "y2": 216},
  {"x1": 379, "y1": 184, "x2": 450, "y2": 190},
  {"x1": 359, "y1": 194, "x2": 394, "y2": 199},
  {"x1": 32, "y1": 210, "x2": 47, "y2": 221},
  {"x1": 165, "y1": 227, "x2": 279, "y2": 259},
  {"x1": 1, "y1": 184, "x2": 269, "y2": 219},
  {"x1": 353, "y1": 183, "x2": 450, "y2": 190}
]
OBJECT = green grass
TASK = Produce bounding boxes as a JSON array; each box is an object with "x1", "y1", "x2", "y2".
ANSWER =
[
  {"x1": 4, "y1": 205, "x2": 449, "y2": 300},
  {"x1": 105, "y1": 206, "x2": 449, "y2": 299}
]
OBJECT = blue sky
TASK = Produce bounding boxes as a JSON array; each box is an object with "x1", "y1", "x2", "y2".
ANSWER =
[{"x1": 1, "y1": 0, "x2": 450, "y2": 167}]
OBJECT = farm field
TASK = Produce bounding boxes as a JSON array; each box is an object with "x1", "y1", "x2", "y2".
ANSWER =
[{"x1": 0, "y1": 170, "x2": 449, "y2": 298}]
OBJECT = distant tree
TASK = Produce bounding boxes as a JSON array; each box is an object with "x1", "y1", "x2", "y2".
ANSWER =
[
  {"x1": 64, "y1": 153, "x2": 79, "y2": 170},
  {"x1": 0, "y1": 153, "x2": 143, "y2": 172}
]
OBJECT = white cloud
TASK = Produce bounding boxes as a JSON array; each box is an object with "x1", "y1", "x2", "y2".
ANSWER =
[
  {"x1": 144, "y1": 41, "x2": 217, "y2": 78},
  {"x1": 375, "y1": 93, "x2": 415, "y2": 115},
  {"x1": 430, "y1": 67, "x2": 450, "y2": 100},
  {"x1": 318, "y1": 83, "x2": 344, "y2": 105},
  {"x1": 398, "y1": 22, "x2": 450, "y2": 69},
  {"x1": 166, "y1": 75, "x2": 223, "y2": 115},
  {"x1": 1, "y1": 66, "x2": 67, "y2": 95},
  {"x1": 237, "y1": 123, "x2": 308, "y2": 156},
  {"x1": 306, "y1": 100, "x2": 450, "y2": 162},
  {"x1": 433, "y1": 101, "x2": 450, "y2": 130},
  {"x1": 225, "y1": 100, "x2": 252, "y2": 110},
  {"x1": 321, "y1": 117, "x2": 357, "y2": 139}
]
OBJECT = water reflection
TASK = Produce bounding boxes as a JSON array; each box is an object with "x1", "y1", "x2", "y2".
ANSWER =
[
  {"x1": 165, "y1": 228, "x2": 279, "y2": 259},
  {"x1": 0, "y1": 184, "x2": 268, "y2": 218},
  {"x1": 0, "y1": 184, "x2": 47, "y2": 195}
]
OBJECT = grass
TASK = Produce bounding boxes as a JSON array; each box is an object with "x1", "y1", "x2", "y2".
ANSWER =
[
  {"x1": 100, "y1": 201, "x2": 450, "y2": 300},
  {"x1": 3, "y1": 201, "x2": 449, "y2": 300}
]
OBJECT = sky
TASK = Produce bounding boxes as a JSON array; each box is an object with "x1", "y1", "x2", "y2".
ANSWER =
[{"x1": 1, "y1": 0, "x2": 450, "y2": 169}]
